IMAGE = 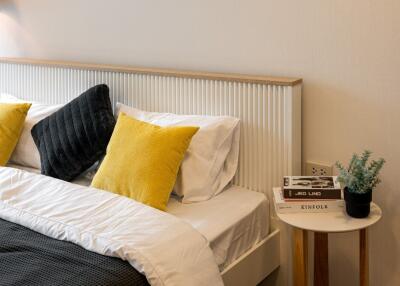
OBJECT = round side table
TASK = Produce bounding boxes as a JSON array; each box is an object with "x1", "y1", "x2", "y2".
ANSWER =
[{"x1": 276, "y1": 201, "x2": 382, "y2": 286}]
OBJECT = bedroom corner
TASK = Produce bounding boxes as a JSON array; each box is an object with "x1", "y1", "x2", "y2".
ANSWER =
[{"x1": 0, "y1": 1, "x2": 399, "y2": 286}]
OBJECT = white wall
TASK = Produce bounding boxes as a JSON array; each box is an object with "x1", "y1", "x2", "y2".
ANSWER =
[{"x1": 1, "y1": 1, "x2": 400, "y2": 285}]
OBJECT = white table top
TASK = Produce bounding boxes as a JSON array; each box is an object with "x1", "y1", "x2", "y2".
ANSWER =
[{"x1": 276, "y1": 202, "x2": 382, "y2": 233}]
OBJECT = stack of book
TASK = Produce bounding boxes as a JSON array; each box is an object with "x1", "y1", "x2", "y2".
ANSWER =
[{"x1": 274, "y1": 176, "x2": 345, "y2": 213}]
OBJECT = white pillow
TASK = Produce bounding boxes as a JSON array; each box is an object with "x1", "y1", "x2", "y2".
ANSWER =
[
  {"x1": 116, "y1": 103, "x2": 240, "y2": 203},
  {"x1": 0, "y1": 93, "x2": 23, "y2": 103},
  {"x1": 0, "y1": 93, "x2": 62, "y2": 169}
]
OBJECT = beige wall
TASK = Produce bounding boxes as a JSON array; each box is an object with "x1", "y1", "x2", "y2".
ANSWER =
[{"x1": 1, "y1": 0, "x2": 400, "y2": 285}]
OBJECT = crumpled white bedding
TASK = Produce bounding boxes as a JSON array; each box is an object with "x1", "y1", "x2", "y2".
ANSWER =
[
  {"x1": 0, "y1": 167, "x2": 223, "y2": 286},
  {"x1": 8, "y1": 162, "x2": 270, "y2": 271}
]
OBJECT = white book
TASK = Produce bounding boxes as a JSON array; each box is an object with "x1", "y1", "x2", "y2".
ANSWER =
[
  {"x1": 283, "y1": 176, "x2": 340, "y2": 190},
  {"x1": 273, "y1": 188, "x2": 345, "y2": 214}
]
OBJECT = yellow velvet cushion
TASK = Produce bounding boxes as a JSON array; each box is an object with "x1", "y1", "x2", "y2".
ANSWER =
[
  {"x1": 92, "y1": 113, "x2": 199, "y2": 210},
  {"x1": 0, "y1": 103, "x2": 32, "y2": 166}
]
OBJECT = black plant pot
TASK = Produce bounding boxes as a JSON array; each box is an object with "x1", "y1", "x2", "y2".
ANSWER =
[{"x1": 343, "y1": 187, "x2": 372, "y2": 218}]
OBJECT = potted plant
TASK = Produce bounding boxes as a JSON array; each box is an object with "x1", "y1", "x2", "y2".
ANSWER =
[{"x1": 335, "y1": 150, "x2": 385, "y2": 218}]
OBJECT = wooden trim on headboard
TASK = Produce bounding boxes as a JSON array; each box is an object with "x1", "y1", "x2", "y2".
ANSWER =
[{"x1": 0, "y1": 57, "x2": 302, "y2": 86}]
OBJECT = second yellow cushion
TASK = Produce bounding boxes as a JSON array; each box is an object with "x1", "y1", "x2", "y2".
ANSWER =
[{"x1": 92, "y1": 113, "x2": 199, "y2": 210}]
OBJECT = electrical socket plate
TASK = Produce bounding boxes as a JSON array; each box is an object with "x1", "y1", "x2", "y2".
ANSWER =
[{"x1": 305, "y1": 162, "x2": 333, "y2": 176}]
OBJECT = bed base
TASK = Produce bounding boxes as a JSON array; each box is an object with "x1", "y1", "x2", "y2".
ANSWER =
[{"x1": 222, "y1": 228, "x2": 280, "y2": 286}]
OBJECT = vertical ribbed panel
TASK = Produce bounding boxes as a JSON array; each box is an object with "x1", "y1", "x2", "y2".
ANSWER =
[{"x1": 0, "y1": 62, "x2": 301, "y2": 200}]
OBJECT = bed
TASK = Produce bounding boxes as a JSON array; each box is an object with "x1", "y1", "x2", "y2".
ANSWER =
[
  {"x1": 7, "y1": 163, "x2": 270, "y2": 272},
  {"x1": 0, "y1": 57, "x2": 302, "y2": 286}
]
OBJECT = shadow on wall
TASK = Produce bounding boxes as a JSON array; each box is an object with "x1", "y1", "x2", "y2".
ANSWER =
[
  {"x1": 0, "y1": 0, "x2": 34, "y2": 57},
  {"x1": 0, "y1": 0, "x2": 19, "y2": 18},
  {"x1": 371, "y1": 179, "x2": 400, "y2": 286}
]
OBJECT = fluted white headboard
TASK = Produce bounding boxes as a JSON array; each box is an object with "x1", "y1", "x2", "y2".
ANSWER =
[{"x1": 0, "y1": 58, "x2": 302, "y2": 200}]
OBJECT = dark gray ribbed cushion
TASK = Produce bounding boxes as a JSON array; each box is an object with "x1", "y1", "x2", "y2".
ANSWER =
[{"x1": 31, "y1": 84, "x2": 116, "y2": 181}]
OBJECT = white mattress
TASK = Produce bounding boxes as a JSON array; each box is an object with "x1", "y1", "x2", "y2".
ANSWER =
[
  {"x1": 168, "y1": 187, "x2": 269, "y2": 270},
  {"x1": 6, "y1": 164, "x2": 270, "y2": 270}
]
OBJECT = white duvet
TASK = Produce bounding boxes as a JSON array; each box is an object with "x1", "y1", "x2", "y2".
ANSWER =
[{"x1": 0, "y1": 167, "x2": 223, "y2": 286}]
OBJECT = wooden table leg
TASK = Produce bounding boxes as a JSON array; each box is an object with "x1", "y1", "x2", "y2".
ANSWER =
[
  {"x1": 293, "y1": 228, "x2": 308, "y2": 286},
  {"x1": 314, "y1": 232, "x2": 329, "y2": 286},
  {"x1": 360, "y1": 229, "x2": 369, "y2": 286}
]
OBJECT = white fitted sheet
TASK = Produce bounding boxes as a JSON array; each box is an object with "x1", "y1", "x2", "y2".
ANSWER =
[
  {"x1": 168, "y1": 186, "x2": 269, "y2": 270},
  {"x1": 7, "y1": 164, "x2": 270, "y2": 270}
]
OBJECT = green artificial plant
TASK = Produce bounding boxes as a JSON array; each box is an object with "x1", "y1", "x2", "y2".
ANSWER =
[{"x1": 335, "y1": 150, "x2": 385, "y2": 194}]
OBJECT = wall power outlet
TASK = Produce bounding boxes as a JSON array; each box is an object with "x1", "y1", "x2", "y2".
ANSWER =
[{"x1": 305, "y1": 162, "x2": 333, "y2": 176}]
